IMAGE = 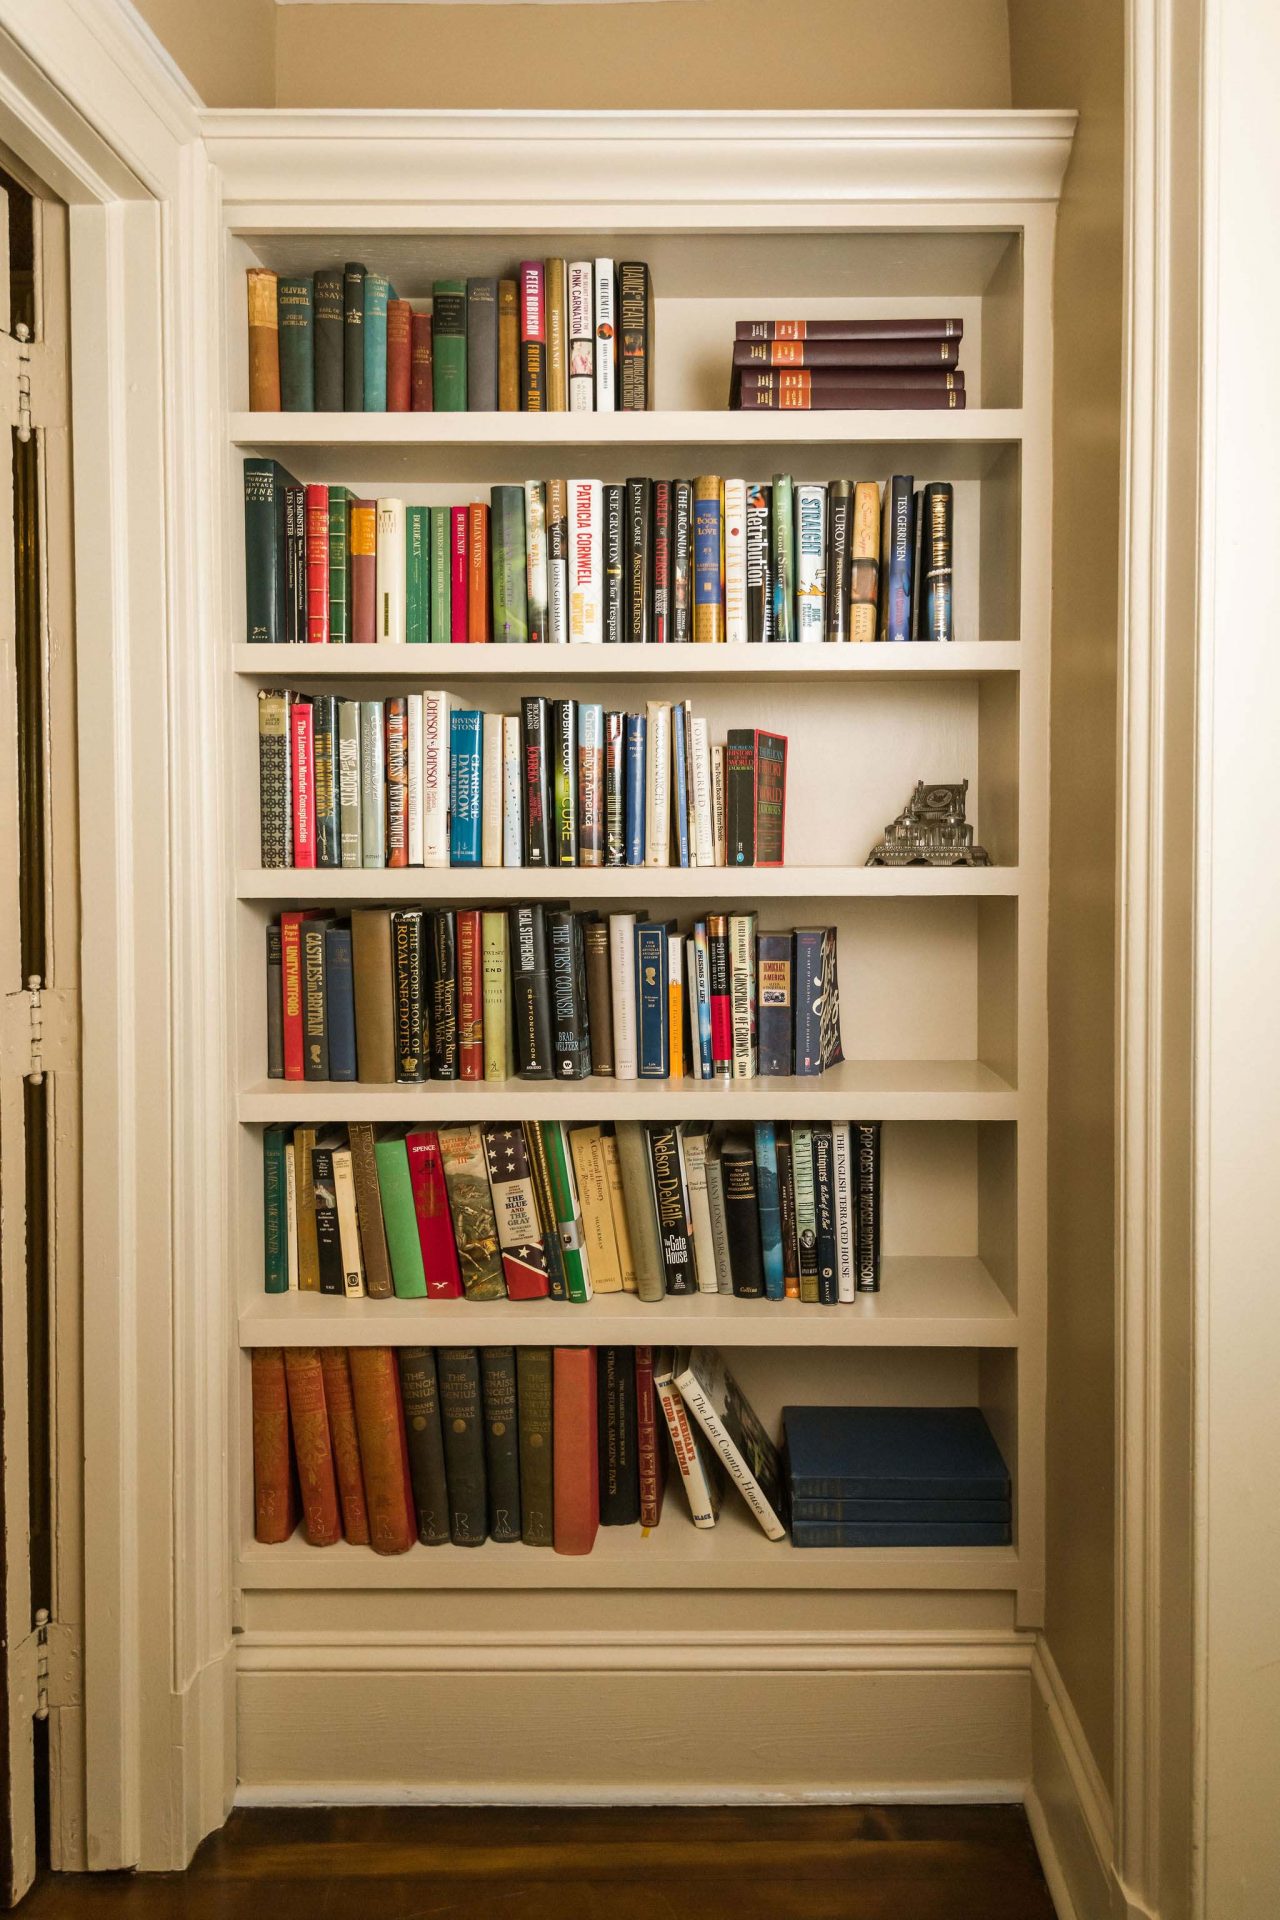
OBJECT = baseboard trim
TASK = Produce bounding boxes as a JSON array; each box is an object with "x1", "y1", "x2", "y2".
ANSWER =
[
  {"x1": 234, "y1": 1781, "x2": 1030, "y2": 1810},
  {"x1": 1028, "y1": 1643, "x2": 1117, "y2": 1920}
]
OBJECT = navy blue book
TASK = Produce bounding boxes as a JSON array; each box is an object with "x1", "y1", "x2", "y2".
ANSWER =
[
  {"x1": 670, "y1": 701, "x2": 691, "y2": 868},
  {"x1": 791, "y1": 1518, "x2": 1011, "y2": 1549},
  {"x1": 324, "y1": 925, "x2": 356, "y2": 1082},
  {"x1": 753, "y1": 1122, "x2": 785, "y2": 1301},
  {"x1": 811, "y1": 1122, "x2": 838, "y2": 1306},
  {"x1": 756, "y1": 930, "x2": 793, "y2": 1076},
  {"x1": 791, "y1": 1495, "x2": 1010, "y2": 1524},
  {"x1": 634, "y1": 919, "x2": 669, "y2": 1077},
  {"x1": 879, "y1": 474, "x2": 915, "y2": 644},
  {"x1": 449, "y1": 709, "x2": 483, "y2": 866},
  {"x1": 624, "y1": 713, "x2": 646, "y2": 867},
  {"x1": 782, "y1": 1406, "x2": 1012, "y2": 1503}
]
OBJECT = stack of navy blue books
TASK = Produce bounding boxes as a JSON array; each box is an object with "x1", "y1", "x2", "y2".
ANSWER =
[{"x1": 780, "y1": 1406, "x2": 1011, "y2": 1548}]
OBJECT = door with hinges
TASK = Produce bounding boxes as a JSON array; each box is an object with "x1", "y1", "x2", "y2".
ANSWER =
[{"x1": 0, "y1": 159, "x2": 77, "y2": 1903}]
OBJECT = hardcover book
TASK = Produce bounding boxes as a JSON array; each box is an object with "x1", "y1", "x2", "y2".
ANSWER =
[
  {"x1": 479, "y1": 1346, "x2": 521, "y2": 1542},
  {"x1": 437, "y1": 1347, "x2": 487, "y2": 1545},
  {"x1": 781, "y1": 1405, "x2": 1011, "y2": 1504},
  {"x1": 552, "y1": 1347, "x2": 599, "y2": 1555},
  {"x1": 318, "y1": 1346, "x2": 369, "y2": 1542},
  {"x1": 483, "y1": 1122, "x2": 552, "y2": 1300},
  {"x1": 347, "y1": 1347, "x2": 416, "y2": 1554},
  {"x1": 646, "y1": 1124, "x2": 697, "y2": 1295},
  {"x1": 404, "y1": 1128, "x2": 464, "y2": 1299},
  {"x1": 673, "y1": 1347, "x2": 787, "y2": 1540},
  {"x1": 515, "y1": 1347, "x2": 554, "y2": 1546},
  {"x1": 251, "y1": 1348, "x2": 299, "y2": 1544},
  {"x1": 283, "y1": 1347, "x2": 341, "y2": 1545},
  {"x1": 396, "y1": 1347, "x2": 450, "y2": 1546},
  {"x1": 437, "y1": 1124, "x2": 506, "y2": 1300},
  {"x1": 653, "y1": 1348, "x2": 722, "y2": 1528},
  {"x1": 719, "y1": 1133, "x2": 765, "y2": 1299},
  {"x1": 597, "y1": 1346, "x2": 640, "y2": 1526}
]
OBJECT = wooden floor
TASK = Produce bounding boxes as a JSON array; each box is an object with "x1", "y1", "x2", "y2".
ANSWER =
[{"x1": 16, "y1": 1806, "x2": 1056, "y2": 1918}]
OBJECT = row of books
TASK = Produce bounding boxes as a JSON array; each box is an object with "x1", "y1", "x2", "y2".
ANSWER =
[
  {"x1": 262, "y1": 1117, "x2": 881, "y2": 1304},
  {"x1": 728, "y1": 316, "x2": 967, "y2": 413},
  {"x1": 243, "y1": 467, "x2": 954, "y2": 648},
  {"x1": 246, "y1": 259, "x2": 652, "y2": 414},
  {"x1": 267, "y1": 906, "x2": 842, "y2": 1085},
  {"x1": 260, "y1": 689, "x2": 785, "y2": 872}
]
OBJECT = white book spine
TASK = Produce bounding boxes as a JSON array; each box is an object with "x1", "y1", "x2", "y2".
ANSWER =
[
  {"x1": 685, "y1": 938, "x2": 703, "y2": 1079},
  {"x1": 711, "y1": 744, "x2": 727, "y2": 868},
  {"x1": 795, "y1": 481, "x2": 827, "y2": 643},
  {"x1": 681, "y1": 1131, "x2": 720, "y2": 1295},
  {"x1": 284, "y1": 1143, "x2": 298, "y2": 1291},
  {"x1": 332, "y1": 1147, "x2": 366, "y2": 1299},
  {"x1": 702, "y1": 1152, "x2": 735, "y2": 1295},
  {"x1": 568, "y1": 479, "x2": 603, "y2": 643},
  {"x1": 524, "y1": 481, "x2": 548, "y2": 633},
  {"x1": 375, "y1": 496, "x2": 405, "y2": 643},
  {"x1": 653, "y1": 1366, "x2": 720, "y2": 1528},
  {"x1": 568, "y1": 261, "x2": 594, "y2": 412},
  {"x1": 593, "y1": 257, "x2": 616, "y2": 411},
  {"x1": 832, "y1": 1121, "x2": 856, "y2": 1303},
  {"x1": 690, "y1": 715, "x2": 715, "y2": 868},
  {"x1": 481, "y1": 711, "x2": 504, "y2": 868},
  {"x1": 674, "y1": 1353, "x2": 787, "y2": 1540},
  {"x1": 421, "y1": 690, "x2": 451, "y2": 868},
  {"x1": 724, "y1": 478, "x2": 749, "y2": 645},
  {"x1": 609, "y1": 911, "x2": 638, "y2": 1080},
  {"x1": 547, "y1": 483, "x2": 569, "y2": 645},
  {"x1": 405, "y1": 693, "x2": 423, "y2": 867},
  {"x1": 502, "y1": 713, "x2": 523, "y2": 867},
  {"x1": 644, "y1": 698, "x2": 672, "y2": 866}
]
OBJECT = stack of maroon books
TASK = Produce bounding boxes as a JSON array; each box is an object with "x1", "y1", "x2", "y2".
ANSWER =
[{"x1": 729, "y1": 317, "x2": 965, "y2": 411}]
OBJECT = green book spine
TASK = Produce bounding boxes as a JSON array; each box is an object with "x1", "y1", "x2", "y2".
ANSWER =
[
  {"x1": 539, "y1": 1121, "x2": 593, "y2": 1302},
  {"x1": 479, "y1": 1346, "x2": 521, "y2": 1541},
  {"x1": 342, "y1": 262, "x2": 366, "y2": 411},
  {"x1": 490, "y1": 485, "x2": 529, "y2": 644},
  {"x1": 437, "y1": 1347, "x2": 487, "y2": 1546},
  {"x1": 277, "y1": 274, "x2": 314, "y2": 412},
  {"x1": 432, "y1": 279, "x2": 468, "y2": 412},
  {"x1": 262, "y1": 1126, "x2": 288, "y2": 1293},
  {"x1": 327, "y1": 486, "x2": 352, "y2": 644},
  {"x1": 405, "y1": 505, "x2": 430, "y2": 644},
  {"x1": 429, "y1": 505, "x2": 451, "y2": 642},
  {"x1": 515, "y1": 1346, "x2": 553, "y2": 1546},
  {"x1": 244, "y1": 458, "x2": 289, "y2": 645},
  {"x1": 372, "y1": 1136, "x2": 428, "y2": 1297},
  {"x1": 313, "y1": 267, "x2": 344, "y2": 412},
  {"x1": 771, "y1": 472, "x2": 796, "y2": 643},
  {"x1": 791, "y1": 1122, "x2": 819, "y2": 1303},
  {"x1": 363, "y1": 272, "x2": 390, "y2": 412}
]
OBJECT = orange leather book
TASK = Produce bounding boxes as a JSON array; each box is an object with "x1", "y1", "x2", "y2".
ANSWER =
[
  {"x1": 386, "y1": 298, "x2": 412, "y2": 412},
  {"x1": 251, "y1": 1347, "x2": 299, "y2": 1544},
  {"x1": 468, "y1": 503, "x2": 491, "y2": 643},
  {"x1": 348, "y1": 1346, "x2": 416, "y2": 1554},
  {"x1": 283, "y1": 1347, "x2": 342, "y2": 1546},
  {"x1": 246, "y1": 267, "x2": 281, "y2": 411},
  {"x1": 318, "y1": 1347, "x2": 370, "y2": 1545},
  {"x1": 410, "y1": 311, "x2": 433, "y2": 411},
  {"x1": 553, "y1": 1346, "x2": 599, "y2": 1556}
]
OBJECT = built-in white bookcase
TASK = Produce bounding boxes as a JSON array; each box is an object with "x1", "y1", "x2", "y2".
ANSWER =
[{"x1": 213, "y1": 111, "x2": 1069, "y2": 1794}]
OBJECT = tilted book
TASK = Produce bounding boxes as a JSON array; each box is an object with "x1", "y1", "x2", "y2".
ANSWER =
[{"x1": 673, "y1": 1347, "x2": 787, "y2": 1540}]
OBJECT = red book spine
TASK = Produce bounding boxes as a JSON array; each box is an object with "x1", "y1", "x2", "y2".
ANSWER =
[
  {"x1": 456, "y1": 909, "x2": 483, "y2": 1080},
  {"x1": 404, "y1": 1129, "x2": 464, "y2": 1298},
  {"x1": 652, "y1": 480, "x2": 671, "y2": 645},
  {"x1": 251, "y1": 1347, "x2": 299, "y2": 1544},
  {"x1": 450, "y1": 507, "x2": 469, "y2": 644},
  {"x1": 318, "y1": 1347, "x2": 370, "y2": 1544},
  {"x1": 283, "y1": 1346, "x2": 342, "y2": 1546},
  {"x1": 304, "y1": 483, "x2": 330, "y2": 644},
  {"x1": 634, "y1": 1345, "x2": 666, "y2": 1528},
  {"x1": 290, "y1": 701, "x2": 316, "y2": 868},
  {"x1": 347, "y1": 1346, "x2": 416, "y2": 1554},
  {"x1": 350, "y1": 498, "x2": 377, "y2": 644},
  {"x1": 467, "y1": 503, "x2": 490, "y2": 644},
  {"x1": 280, "y1": 911, "x2": 306, "y2": 1081},
  {"x1": 386, "y1": 298, "x2": 412, "y2": 411},
  {"x1": 410, "y1": 311, "x2": 434, "y2": 411},
  {"x1": 385, "y1": 697, "x2": 408, "y2": 869},
  {"x1": 552, "y1": 1346, "x2": 599, "y2": 1556}
]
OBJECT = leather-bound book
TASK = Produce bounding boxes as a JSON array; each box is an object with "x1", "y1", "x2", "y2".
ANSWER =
[
  {"x1": 277, "y1": 274, "x2": 314, "y2": 412},
  {"x1": 410, "y1": 311, "x2": 433, "y2": 411},
  {"x1": 318, "y1": 1347, "x2": 369, "y2": 1544},
  {"x1": 346, "y1": 1122, "x2": 394, "y2": 1300},
  {"x1": 349, "y1": 498, "x2": 377, "y2": 646},
  {"x1": 432, "y1": 279, "x2": 467, "y2": 412},
  {"x1": 350, "y1": 908, "x2": 396, "y2": 1083},
  {"x1": 396, "y1": 1347, "x2": 450, "y2": 1546},
  {"x1": 497, "y1": 279, "x2": 519, "y2": 411},
  {"x1": 437, "y1": 1347, "x2": 487, "y2": 1546},
  {"x1": 480, "y1": 1347, "x2": 521, "y2": 1541},
  {"x1": 292, "y1": 1123, "x2": 320, "y2": 1292},
  {"x1": 313, "y1": 267, "x2": 344, "y2": 412},
  {"x1": 347, "y1": 1346, "x2": 416, "y2": 1554},
  {"x1": 553, "y1": 1347, "x2": 599, "y2": 1555},
  {"x1": 342, "y1": 262, "x2": 365, "y2": 411},
  {"x1": 467, "y1": 277, "x2": 498, "y2": 411},
  {"x1": 582, "y1": 915, "x2": 614, "y2": 1075},
  {"x1": 246, "y1": 267, "x2": 281, "y2": 412},
  {"x1": 251, "y1": 1347, "x2": 299, "y2": 1543},
  {"x1": 283, "y1": 1347, "x2": 342, "y2": 1546},
  {"x1": 516, "y1": 1347, "x2": 553, "y2": 1546},
  {"x1": 386, "y1": 297, "x2": 412, "y2": 412},
  {"x1": 634, "y1": 1346, "x2": 667, "y2": 1527}
]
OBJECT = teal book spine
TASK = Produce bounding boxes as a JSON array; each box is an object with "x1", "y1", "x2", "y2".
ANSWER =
[
  {"x1": 327, "y1": 486, "x2": 352, "y2": 643},
  {"x1": 262, "y1": 1126, "x2": 288, "y2": 1293},
  {"x1": 362, "y1": 272, "x2": 390, "y2": 412},
  {"x1": 429, "y1": 505, "x2": 451, "y2": 642},
  {"x1": 244, "y1": 458, "x2": 292, "y2": 644},
  {"x1": 277, "y1": 274, "x2": 314, "y2": 411},
  {"x1": 753, "y1": 1121, "x2": 785, "y2": 1301},
  {"x1": 448, "y1": 710, "x2": 483, "y2": 865},
  {"x1": 432, "y1": 279, "x2": 468, "y2": 412},
  {"x1": 405, "y1": 505, "x2": 429, "y2": 643},
  {"x1": 490, "y1": 484, "x2": 529, "y2": 643}
]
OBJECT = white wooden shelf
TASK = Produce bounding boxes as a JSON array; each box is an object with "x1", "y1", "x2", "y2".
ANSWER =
[
  {"x1": 231, "y1": 641, "x2": 1022, "y2": 680},
  {"x1": 238, "y1": 1059, "x2": 1018, "y2": 1124},
  {"x1": 239, "y1": 1256, "x2": 1016, "y2": 1349},
  {"x1": 237, "y1": 1496, "x2": 1020, "y2": 1593},
  {"x1": 236, "y1": 865, "x2": 1019, "y2": 903}
]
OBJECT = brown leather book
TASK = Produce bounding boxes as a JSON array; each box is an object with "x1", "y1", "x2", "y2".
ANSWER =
[
  {"x1": 386, "y1": 298, "x2": 412, "y2": 412},
  {"x1": 283, "y1": 1347, "x2": 342, "y2": 1546},
  {"x1": 410, "y1": 311, "x2": 433, "y2": 412},
  {"x1": 246, "y1": 267, "x2": 281, "y2": 411},
  {"x1": 732, "y1": 337, "x2": 960, "y2": 370},
  {"x1": 582, "y1": 916, "x2": 614, "y2": 1075},
  {"x1": 351, "y1": 909, "x2": 396, "y2": 1083},
  {"x1": 293, "y1": 1124, "x2": 320, "y2": 1291},
  {"x1": 347, "y1": 1122, "x2": 394, "y2": 1299},
  {"x1": 497, "y1": 279, "x2": 519, "y2": 412},
  {"x1": 347, "y1": 1346, "x2": 416, "y2": 1554},
  {"x1": 318, "y1": 1347, "x2": 370, "y2": 1544},
  {"x1": 251, "y1": 1347, "x2": 299, "y2": 1544},
  {"x1": 467, "y1": 503, "x2": 490, "y2": 643},
  {"x1": 349, "y1": 499, "x2": 377, "y2": 645},
  {"x1": 553, "y1": 1346, "x2": 599, "y2": 1556}
]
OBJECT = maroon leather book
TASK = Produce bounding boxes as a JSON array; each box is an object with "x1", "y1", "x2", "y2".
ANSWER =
[
  {"x1": 737, "y1": 384, "x2": 966, "y2": 412},
  {"x1": 740, "y1": 366, "x2": 964, "y2": 392},
  {"x1": 410, "y1": 311, "x2": 433, "y2": 411},
  {"x1": 386, "y1": 298, "x2": 412, "y2": 412},
  {"x1": 553, "y1": 1347, "x2": 599, "y2": 1556},
  {"x1": 350, "y1": 498, "x2": 377, "y2": 644},
  {"x1": 251, "y1": 1347, "x2": 299, "y2": 1544},
  {"x1": 735, "y1": 317, "x2": 963, "y2": 342},
  {"x1": 634, "y1": 1346, "x2": 667, "y2": 1527},
  {"x1": 283, "y1": 1347, "x2": 342, "y2": 1546},
  {"x1": 732, "y1": 337, "x2": 960, "y2": 370},
  {"x1": 347, "y1": 1346, "x2": 416, "y2": 1554},
  {"x1": 318, "y1": 1347, "x2": 370, "y2": 1545}
]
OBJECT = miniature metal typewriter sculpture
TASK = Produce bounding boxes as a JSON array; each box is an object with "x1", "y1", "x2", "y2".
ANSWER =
[{"x1": 865, "y1": 780, "x2": 991, "y2": 868}]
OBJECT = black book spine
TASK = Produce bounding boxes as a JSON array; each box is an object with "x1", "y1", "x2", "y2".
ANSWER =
[
  {"x1": 311, "y1": 1145, "x2": 345, "y2": 1295},
  {"x1": 342, "y1": 262, "x2": 366, "y2": 411},
  {"x1": 618, "y1": 261, "x2": 651, "y2": 411},
  {"x1": 392, "y1": 907, "x2": 427, "y2": 1083},
  {"x1": 776, "y1": 1128, "x2": 800, "y2": 1296},
  {"x1": 515, "y1": 1345, "x2": 554, "y2": 1546},
  {"x1": 721, "y1": 1132, "x2": 766, "y2": 1298},
  {"x1": 651, "y1": 479, "x2": 672, "y2": 644},
  {"x1": 466, "y1": 277, "x2": 499, "y2": 411},
  {"x1": 302, "y1": 918, "x2": 329, "y2": 1081},
  {"x1": 746, "y1": 481, "x2": 772, "y2": 643},
  {"x1": 479, "y1": 1346, "x2": 521, "y2": 1541},
  {"x1": 812, "y1": 1121, "x2": 838, "y2": 1305},
  {"x1": 626, "y1": 477, "x2": 652, "y2": 644},
  {"x1": 554, "y1": 698, "x2": 579, "y2": 867},
  {"x1": 547, "y1": 908, "x2": 590, "y2": 1079},
  {"x1": 603, "y1": 483, "x2": 626, "y2": 643},
  {"x1": 284, "y1": 484, "x2": 306, "y2": 645},
  {"x1": 313, "y1": 268, "x2": 344, "y2": 413},
  {"x1": 428, "y1": 908, "x2": 457, "y2": 1080},
  {"x1": 312, "y1": 693, "x2": 339, "y2": 868},
  {"x1": 672, "y1": 479, "x2": 693, "y2": 643},
  {"x1": 509, "y1": 903, "x2": 554, "y2": 1079},
  {"x1": 826, "y1": 479, "x2": 852, "y2": 644},
  {"x1": 437, "y1": 1347, "x2": 487, "y2": 1546},
  {"x1": 572, "y1": 913, "x2": 592, "y2": 1074},
  {"x1": 854, "y1": 1121, "x2": 882, "y2": 1293},
  {"x1": 597, "y1": 1347, "x2": 641, "y2": 1526},
  {"x1": 604, "y1": 711, "x2": 626, "y2": 867},
  {"x1": 325, "y1": 924, "x2": 357, "y2": 1082},
  {"x1": 646, "y1": 1125, "x2": 697, "y2": 1295},
  {"x1": 909, "y1": 488, "x2": 925, "y2": 641},
  {"x1": 396, "y1": 1347, "x2": 450, "y2": 1545},
  {"x1": 521, "y1": 695, "x2": 553, "y2": 868},
  {"x1": 724, "y1": 727, "x2": 757, "y2": 868},
  {"x1": 266, "y1": 923, "x2": 284, "y2": 1080}
]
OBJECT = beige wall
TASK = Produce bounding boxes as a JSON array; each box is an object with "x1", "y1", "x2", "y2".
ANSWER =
[
  {"x1": 1008, "y1": 1, "x2": 1123, "y2": 1797},
  {"x1": 131, "y1": 0, "x2": 275, "y2": 105}
]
